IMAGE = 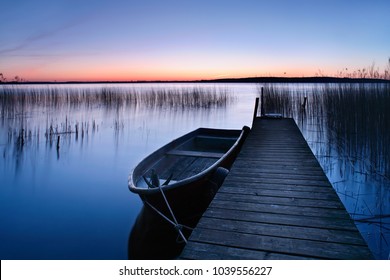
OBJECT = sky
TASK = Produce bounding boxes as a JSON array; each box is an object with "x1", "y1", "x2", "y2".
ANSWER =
[{"x1": 1, "y1": 0, "x2": 389, "y2": 82}]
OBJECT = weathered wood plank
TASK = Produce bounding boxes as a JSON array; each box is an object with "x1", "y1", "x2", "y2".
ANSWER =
[
  {"x1": 221, "y1": 181, "x2": 336, "y2": 193},
  {"x1": 180, "y1": 242, "x2": 315, "y2": 260},
  {"x1": 226, "y1": 176, "x2": 333, "y2": 187},
  {"x1": 186, "y1": 228, "x2": 372, "y2": 259},
  {"x1": 213, "y1": 192, "x2": 344, "y2": 208},
  {"x1": 218, "y1": 186, "x2": 340, "y2": 200},
  {"x1": 197, "y1": 217, "x2": 368, "y2": 246},
  {"x1": 167, "y1": 149, "x2": 224, "y2": 158},
  {"x1": 239, "y1": 146, "x2": 314, "y2": 152},
  {"x1": 238, "y1": 152, "x2": 317, "y2": 159},
  {"x1": 228, "y1": 169, "x2": 332, "y2": 182},
  {"x1": 232, "y1": 165, "x2": 325, "y2": 174},
  {"x1": 233, "y1": 156, "x2": 321, "y2": 165},
  {"x1": 155, "y1": 155, "x2": 197, "y2": 179},
  {"x1": 221, "y1": 180, "x2": 334, "y2": 193},
  {"x1": 203, "y1": 207, "x2": 357, "y2": 231},
  {"x1": 208, "y1": 199, "x2": 351, "y2": 219},
  {"x1": 175, "y1": 157, "x2": 216, "y2": 180}
]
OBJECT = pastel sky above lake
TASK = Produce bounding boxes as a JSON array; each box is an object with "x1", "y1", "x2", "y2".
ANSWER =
[{"x1": 1, "y1": 0, "x2": 389, "y2": 82}]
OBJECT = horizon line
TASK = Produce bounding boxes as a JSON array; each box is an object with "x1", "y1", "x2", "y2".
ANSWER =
[{"x1": 1, "y1": 76, "x2": 390, "y2": 84}]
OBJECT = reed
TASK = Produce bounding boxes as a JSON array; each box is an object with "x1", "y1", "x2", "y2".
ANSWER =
[
  {"x1": 0, "y1": 85, "x2": 233, "y2": 150},
  {"x1": 0, "y1": 86, "x2": 233, "y2": 119},
  {"x1": 321, "y1": 83, "x2": 390, "y2": 178},
  {"x1": 260, "y1": 85, "x2": 293, "y2": 116},
  {"x1": 259, "y1": 83, "x2": 390, "y2": 177}
]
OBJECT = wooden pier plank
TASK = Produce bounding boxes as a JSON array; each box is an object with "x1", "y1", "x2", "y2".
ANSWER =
[
  {"x1": 180, "y1": 118, "x2": 373, "y2": 259},
  {"x1": 197, "y1": 217, "x2": 368, "y2": 246},
  {"x1": 180, "y1": 242, "x2": 315, "y2": 260},
  {"x1": 220, "y1": 181, "x2": 337, "y2": 194},
  {"x1": 208, "y1": 199, "x2": 352, "y2": 219},
  {"x1": 202, "y1": 208, "x2": 357, "y2": 231},
  {"x1": 186, "y1": 228, "x2": 372, "y2": 259},
  {"x1": 218, "y1": 186, "x2": 340, "y2": 200},
  {"x1": 213, "y1": 192, "x2": 343, "y2": 209}
]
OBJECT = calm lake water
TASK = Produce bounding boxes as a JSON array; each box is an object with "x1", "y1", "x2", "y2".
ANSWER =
[{"x1": 1, "y1": 83, "x2": 389, "y2": 259}]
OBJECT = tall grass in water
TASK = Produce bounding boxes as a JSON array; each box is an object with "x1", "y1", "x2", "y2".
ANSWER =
[
  {"x1": 0, "y1": 85, "x2": 233, "y2": 152},
  {"x1": 259, "y1": 85, "x2": 293, "y2": 116},
  {"x1": 0, "y1": 86, "x2": 233, "y2": 119},
  {"x1": 260, "y1": 83, "x2": 390, "y2": 177},
  {"x1": 260, "y1": 84, "x2": 317, "y2": 125},
  {"x1": 322, "y1": 84, "x2": 390, "y2": 178}
]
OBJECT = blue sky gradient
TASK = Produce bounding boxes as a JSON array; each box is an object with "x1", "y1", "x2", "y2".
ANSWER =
[{"x1": 1, "y1": 0, "x2": 389, "y2": 81}]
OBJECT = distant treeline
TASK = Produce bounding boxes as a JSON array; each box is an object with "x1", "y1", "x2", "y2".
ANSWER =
[
  {"x1": 1, "y1": 76, "x2": 390, "y2": 85},
  {"x1": 201, "y1": 76, "x2": 390, "y2": 83}
]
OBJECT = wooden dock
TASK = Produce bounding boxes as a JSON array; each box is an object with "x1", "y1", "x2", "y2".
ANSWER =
[{"x1": 179, "y1": 117, "x2": 373, "y2": 259}]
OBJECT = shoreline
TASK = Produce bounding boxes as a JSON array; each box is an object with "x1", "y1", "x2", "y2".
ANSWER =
[{"x1": 1, "y1": 76, "x2": 390, "y2": 85}]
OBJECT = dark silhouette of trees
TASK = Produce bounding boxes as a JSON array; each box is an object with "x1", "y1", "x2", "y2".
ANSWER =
[{"x1": 0, "y1": 73, "x2": 5, "y2": 83}]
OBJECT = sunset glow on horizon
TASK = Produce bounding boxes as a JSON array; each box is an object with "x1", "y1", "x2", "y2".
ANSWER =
[{"x1": 1, "y1": 0, "x2": 389, "y2": 82}]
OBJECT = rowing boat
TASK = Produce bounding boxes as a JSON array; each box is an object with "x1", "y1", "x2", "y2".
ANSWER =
[{"x1": 128, "y1": 126, "x2": 250, "y2": 219}]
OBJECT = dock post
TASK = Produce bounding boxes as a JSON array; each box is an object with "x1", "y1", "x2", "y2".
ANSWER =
[
  {"x1": 56, "y1": 135, "x2": 60, "y2": 150},
  {"x1": 252, "y1": 97, "x2": 259, "y2": 126},
  {"x1": 301, "y1": 96, "x2": 307, "y2": 109},
  {"x1": 260, "y1": 87, "x2": 264, "y2": 116}
]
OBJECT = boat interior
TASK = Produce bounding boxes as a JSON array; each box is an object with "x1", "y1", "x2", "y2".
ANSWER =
[{"x1": 136, "y1": 134, "x2": 238, "y2": 188}]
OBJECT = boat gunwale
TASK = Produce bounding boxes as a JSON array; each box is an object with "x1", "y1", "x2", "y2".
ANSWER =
[{"x1": 128, "y1": 126, "x2": 249, "y2": 195}]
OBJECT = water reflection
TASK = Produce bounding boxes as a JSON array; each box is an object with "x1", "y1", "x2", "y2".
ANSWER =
[{"x1": 0, "y1": 83, "x2": 241, "y2": 259}]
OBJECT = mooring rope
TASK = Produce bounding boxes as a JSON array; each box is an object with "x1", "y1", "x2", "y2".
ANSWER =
[{"x1": 144, "y1": 186, "x2": 193, "y2": 244}]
